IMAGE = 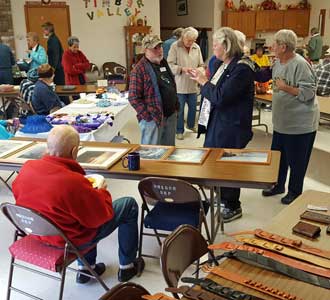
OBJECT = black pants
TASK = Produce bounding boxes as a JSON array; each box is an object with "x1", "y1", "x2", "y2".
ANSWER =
[{"x1": 271, "y1": 130, "x2": 316, "y2": 196}]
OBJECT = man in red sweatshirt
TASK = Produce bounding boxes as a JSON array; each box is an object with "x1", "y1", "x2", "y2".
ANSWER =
[{"x1": 12, "y1": 125, "x2": 143, "y2": 284}]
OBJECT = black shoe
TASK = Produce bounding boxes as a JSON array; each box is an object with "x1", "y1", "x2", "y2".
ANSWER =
[
  {"x1": 262, "y1": 186, "x2": 285, "y2": 197},
  {"x1": 118, "y1": 257, "x2": 145, "y2": 282},
  {"x1": 76, "y1": 263, "x2": 106, "y2": 284},
  {"x1": 223, "y1": 207, "x2": 242, "y2": 223},
  {"x1": 281, "y1": 192, "x2": 299, "y2": 205}
]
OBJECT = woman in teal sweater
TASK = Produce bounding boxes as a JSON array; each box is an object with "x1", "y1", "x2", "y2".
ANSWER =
[{"x1": 0, "y1": 119, "x2": 13, "y2": 140}]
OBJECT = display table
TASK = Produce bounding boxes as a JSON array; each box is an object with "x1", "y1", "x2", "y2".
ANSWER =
[
  {"x1": 0, "y1": 140, "x2": 281, "y2": 241},
  {"x1": 15, "y1": 101, "x2": 135, "y2": 142},
  {"x1": 190, "y1": 190, "x2": 330, "y2": 300}
]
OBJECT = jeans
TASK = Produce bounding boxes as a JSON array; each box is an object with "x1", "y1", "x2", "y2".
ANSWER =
[
  {"x1": 271, "y1": 131, "x2": 316, "y2": 196},
  {"x1": 78, "y1": 197, "x2": 138, "y2": 266},
  {"x1": 177, "y1": 93, "x2": 197, "y2": 134},
  {"x1": 139, "y1": 112, "x2": 177, "y2": 146}
]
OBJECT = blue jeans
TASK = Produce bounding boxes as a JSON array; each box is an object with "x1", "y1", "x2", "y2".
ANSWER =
[
  {"x1": 139, "y1": 112, "x2": 177, "y2": 146},
  {"x1": 78, "y1": 197, "x2": 138, "y2": 266},
  {"x1": 177, "y1": 93, "x2": 197, "y2": 134}
]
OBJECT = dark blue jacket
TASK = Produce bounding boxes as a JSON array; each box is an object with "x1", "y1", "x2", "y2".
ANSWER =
[
  {"x1": 32, "y1": 80, "x2": 63, "y2": 115},
  {"x1": 0, "y1": 43, "x2": 15, "y2": 84},
  {"x1": 201, "y1": 56, "x2": 255, "y2": 148}
]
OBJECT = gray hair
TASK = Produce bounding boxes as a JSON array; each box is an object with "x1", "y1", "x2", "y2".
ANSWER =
[
  {"x1": 234, "y1": 30, "x2": 246, "y2": 51},
  {"x1": 213, "y1": 27, "x2": 242, "y2": 59},
  {"x1": 182, "y1": 27, "x2": 198, "y2": 40},
  {"x1": 274, "y1": 29, "x2": 297, "y2": 52},
  {"x1": 67, "y1": 36, "x2": 80, "y2": 47},
  {"x1": 172, "y1": 27, "x2": 184, "y2": 39}
]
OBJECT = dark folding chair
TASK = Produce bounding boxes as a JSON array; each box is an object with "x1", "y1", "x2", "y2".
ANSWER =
[
  {"x1": 0, "y1": 202, "x2": 109, "y2": 300},
  {"x1": 138, "y1": 177, "x2": 211, "y2": 261},
  {"x1": 99, "y1": 282, "x2": 150, "y2": 300},
  {"x1": 102, "y1": 62, "x2": 127, "y2": 83},
  {"x1": 160, "y1": 224, "x2": 218, "y2": 299}
]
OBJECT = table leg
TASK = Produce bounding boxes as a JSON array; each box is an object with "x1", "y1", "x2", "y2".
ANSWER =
[
  {"x1": 1, "y1": 96, "x2": 8, "y2": 119},
  {"x1": 208, "y1": 186, "x2": 224, "y2": 243},
  {"x1": 252, "y1": 101, "x2": 269, "y2": 133}
]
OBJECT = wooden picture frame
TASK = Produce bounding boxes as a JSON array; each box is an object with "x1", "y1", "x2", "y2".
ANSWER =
[
  {"x1": 133, "y1": 145, "x2": 173, "y2": 160},
  {"x1": 176, "y1": 0, "x2": 188, "y2": 16},
  {"x1": 77, "y1": 146, "x2": 130, "y2": 169},
  {"x1": 4, "y1": 142, "x2": 48, "y2": 163},
  {"x1": 217, "y1": 149, "x2": 272, "y2": 165},
  {"x1": 163, "y1": 147, "x2": 210, "y2": 165},
  {"x1": 0, "y1": 140, "x2": 34, "y2": 158}
]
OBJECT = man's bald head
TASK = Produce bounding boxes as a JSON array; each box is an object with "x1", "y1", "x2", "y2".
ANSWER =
[{"x1": 47, "y1": 125, "x2": 80, "y2": 159}]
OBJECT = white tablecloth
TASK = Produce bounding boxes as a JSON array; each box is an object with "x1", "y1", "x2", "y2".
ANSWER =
[{"x1": 16, "y1": 101, "x2": 135, "y2": 142}]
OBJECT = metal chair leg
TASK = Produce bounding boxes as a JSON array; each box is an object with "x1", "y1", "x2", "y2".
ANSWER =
[
  {"x1": 58, "y1": 267, "x2": 67, "y2": 300},
  {"x1": 6, "y1": 256, "x2": 15, "y2": 300}
]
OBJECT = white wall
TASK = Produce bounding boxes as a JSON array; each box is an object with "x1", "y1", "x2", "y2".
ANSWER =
[
  {"x1": 10, "y1": 0, "x2": 160, "y2": 68},
  {"x1": 160, "y1": 0, "x2": 215, "y2": 58}
]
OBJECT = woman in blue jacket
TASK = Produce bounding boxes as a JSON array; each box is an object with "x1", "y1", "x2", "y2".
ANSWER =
[{"x1": 190, "y1": 27, "x2": 256, "y2": 222}]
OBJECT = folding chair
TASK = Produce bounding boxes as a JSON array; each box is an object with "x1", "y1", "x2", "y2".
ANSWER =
[
  {"x1": 160, "y1": 224, "x2": 218, "y2": 299},
  {"x1": 99, "y1": 282, "x2": 150, "y2": 300},
  {"x1": 102, "y1": 62, "x2": 127, "y2": 83},
  {"x1": 0, "y1": 202, "x2": 109, "y2": 300},
  {"x1": 138, "y1": 177, "x2": 211, "y2": 260}
]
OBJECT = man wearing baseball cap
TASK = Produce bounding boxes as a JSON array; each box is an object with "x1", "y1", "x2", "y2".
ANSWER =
[{"x1": 129, "y1": 34, "x2": 179, "y2": 145}]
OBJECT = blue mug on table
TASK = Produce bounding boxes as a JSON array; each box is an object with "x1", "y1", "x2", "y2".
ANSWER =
[{"x1": 122, "y1": 152, "x2": 140, "y2": 171}]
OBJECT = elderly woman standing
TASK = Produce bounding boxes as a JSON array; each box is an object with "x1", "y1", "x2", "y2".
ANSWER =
[
  {"x1": 167, "y1": 27, "x2": 205, "y2": 140},
  {"x1": 262, "y1": 29, "x2": 319, "y2": 204},
  {"x1": 62, "y1": 36, "x2": 90, "y2": 85},
  {"x1": 190, "y1": 27, "x2": 256, "y2": 222}
]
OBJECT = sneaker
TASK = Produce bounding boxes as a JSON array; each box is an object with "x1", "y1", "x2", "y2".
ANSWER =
[
  {"x1": 118, "y1": 257, "x2": 145, "y2": 282},
  {"x1": 262, "y1": 186, "x2": 285, "y2": 197},
  {"x1": 223, "y1": 207, "x2": 242, "y2": 223},
  {"x1": 176, "y1": 133, "x2": 184, "y2": 140},
  {"x1": 281, "y1": 192, "x2": 299, "y2": 205},
  {"x1": 76, "y1": 262, "x2": 106, "y2": 284}
]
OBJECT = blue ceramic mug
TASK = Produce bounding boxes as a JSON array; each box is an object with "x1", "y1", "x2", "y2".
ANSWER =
[{"x1": 122, "y1": 152, "x2": 140, "y2": 171}]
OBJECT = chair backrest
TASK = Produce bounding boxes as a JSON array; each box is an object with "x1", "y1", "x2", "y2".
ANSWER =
[
  {"x1": 160, "y1": 224, "x2": 209, "y2": 289},
  {"x1": 138, "y1": 177, "x2": 202, "y2": 207},
  {"x1": 89, "y1": 63, "x2": 100, "y2": 76},
  {"x1": 0, "y1": 202, "x2": 67, "y2": 240},
  {"x1": 99, "y1": 282, "x2": 150, "y2": 300}
]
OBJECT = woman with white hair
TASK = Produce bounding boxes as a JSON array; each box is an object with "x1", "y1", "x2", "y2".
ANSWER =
[
  {"x1": 190, "y1": 27, "x2": 257, "y2": 222},
  {"x1": 167, "y1": 27, "x2": 205, "y2": 140},
  {"x1": 62, "y1": 36, "x2": 90, "y2": 85},
  {"x1": 262, "y1": 29, "x2": 319, "y2": 205}
]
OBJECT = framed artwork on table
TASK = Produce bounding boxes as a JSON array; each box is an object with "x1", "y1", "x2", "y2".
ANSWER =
[
  {"x1": 134, "y1": 145, "x2": 173, "y2": 160},
  {"x1": 77, "y1": 146, "x2": 130, "y2": 169},
  {"x1": 217, "y1": 149, "x2": 272, "y2": 165},
  {"x1": 4, "y1": 142, "x2": 47, "y2": 163},
  {"x1": 163, "y1": 147, "x2": 210, "y2": 164},
  {"x1": 176, "y1": 0, "x2": 188, "y2": 16},
  {"x1": 0, "y1": 140, "x2": 34, "y2": 158}
]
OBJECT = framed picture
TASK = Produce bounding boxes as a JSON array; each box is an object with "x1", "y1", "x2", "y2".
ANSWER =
[
  {"x1": 134, "y1": 145, "x2": 173, "y2": 160},
  {"x1": 163, "y1": 147, "x2": 210, "y2": 164},
  {"x1": 4, "y1": 142, "x2": 48, "y2": 163},
  {"x1": 77, "y1": 146, "x2": 130, "y2": 169},
  {"x1": 217, "y1": 149, "x2": 272, "y2": 165},
  {"x1": 176, "y1": 0, "x2": 188, "y2": 16},
  {"x1": 0, "y1": 140, "x2": 34, "y2": 158}
]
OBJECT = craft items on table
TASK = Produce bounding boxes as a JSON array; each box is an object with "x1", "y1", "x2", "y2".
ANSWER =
[
  {"x1": 208, "y1": 242, "x2": 330, "y2": 288},
  {"x1": 133, "y1": 145, "x2": 173, "y2": 160},
  {"x1": 164, "y1": 147, "x2": 210, "y2": 164},
  {"x1": 0, "y1": 140, "x2": 34, "y2": 158},
  {"x1": 20, "y1": 115, "x2": 53, "y2": 134},
  {"x1": 217, "y1": 149, "x2": 271, "y2": 165},
  {"x1": 209, "y1": 268, "x2": 303, "y2": 300},
  {"x1": 300, "y1": 211, "x2": 330, "y2": 225},
  {"x1": 292, "y1": 221, "x2": 321, "y2": 239},
  {"x1": 181, "y1": 277, "x2": 265, "y2": 300},
  {"x1": 4, "y1": 142, "x2": 47, "y2": 164},
  {"x1": 77, "y1": 146, "x2": 130, "y2": 169},
  {"x1": 235, "y1": 237, "x2": 330, "y2": 268},
  {"x1": 142, "y1": 294, "x2": 176, "y2": 300},
  {"x1": 47, "y1": 113, "x2": 114, "y2": 133}
]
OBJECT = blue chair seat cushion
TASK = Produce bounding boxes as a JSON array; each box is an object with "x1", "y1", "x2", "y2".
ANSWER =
[{"x1": 144, "y1": 201, "x2": 209, "y2": 231}]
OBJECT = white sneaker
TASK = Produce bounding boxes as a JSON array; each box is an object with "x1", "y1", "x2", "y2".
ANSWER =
[{"x1": 176, "y1": 133, "x2": 184, "y2": 140}]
